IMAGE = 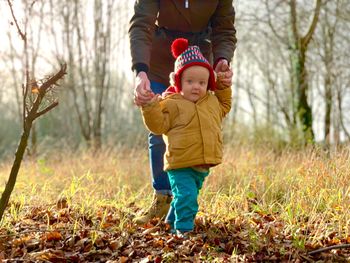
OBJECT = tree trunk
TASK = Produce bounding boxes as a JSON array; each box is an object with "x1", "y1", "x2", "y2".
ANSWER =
[
  {"x1": 289, "y1": 0, "x2": 321, "y2": 143},
  {"x1": 324, "y1": 74, "x2": 332, "y2": 145},
  {"x1": 0, "y1": 120, "x2": 32, "y2": 220},
  {"x1": 295, "y1": 48, "x2": 314, "y2": 142},
  {"x1": 0, "y1": 63, "x2": 66, "y2": 222}
]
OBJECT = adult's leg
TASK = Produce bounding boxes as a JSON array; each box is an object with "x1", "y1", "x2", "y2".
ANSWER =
[
  {"x1": 149, "y1": 134, "x2": 171, "y2": 194},
  {"x1": 148, "y1": 81, "x2": 172, "y2": 195}
]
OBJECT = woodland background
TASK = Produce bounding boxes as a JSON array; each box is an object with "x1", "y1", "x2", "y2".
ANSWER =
[
  {"x1": 0, "y1": 0, "x2": 349, "y2": 158},
  {"x1": 0, "y1": 0, "x2": 350, "y2": 261}
]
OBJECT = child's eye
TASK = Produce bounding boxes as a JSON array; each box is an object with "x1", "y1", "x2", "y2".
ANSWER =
[
  {"x1": 200, "y1": 81, "x2": 206, "y2": 85},
  {"x1": 187, "y1": 80, "x2": 192, "y2": 84}
]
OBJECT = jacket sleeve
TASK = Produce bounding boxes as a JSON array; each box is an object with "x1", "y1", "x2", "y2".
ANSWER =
[
  {"x1": 210, "y1": 0, "x2": 237, "y2": 64},
  {"x1": 140, "y1": 99, "x2": 176, "y2": 135},
  {"x1": 128, "y1": 0, "x2": 159, "y2": 74},
  {"x1": 215, "y1": 81, "x2": 232, "y2": 118}
]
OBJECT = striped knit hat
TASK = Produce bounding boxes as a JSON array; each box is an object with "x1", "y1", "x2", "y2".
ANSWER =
[{"x1": 171, "y1": 38, "x2": 216, "y2": 92}]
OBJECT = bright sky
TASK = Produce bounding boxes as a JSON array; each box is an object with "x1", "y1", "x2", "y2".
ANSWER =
[
  {"x1": 0, "y1": 1, "x2": 134, "y2": 80},
  {"x1": 0, "y1": 0, "x2": 342, "y2": 142}
]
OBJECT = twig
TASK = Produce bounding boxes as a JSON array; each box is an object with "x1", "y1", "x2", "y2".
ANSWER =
[
  {"x1": 6, "y1": 0, "x2": 26, "y2": 41},
  {"x1": 0, "y1": 227, "x2": 114, "y2": 239},
  {"x1": 308, "y1": 244, "x2": 350, "y2": 255},
  {"x1": 35, "y1": 101, "x2": 59, "y2": 118},
  {"x1": 299, "y1": 254, "x2": 314, "y2": 262},
  {"x1": 2, "y1": 260, "x2": 27, "y2": 262},
  {"x1": 38, "y1": 64, "x2": 67, "y2": 94}
]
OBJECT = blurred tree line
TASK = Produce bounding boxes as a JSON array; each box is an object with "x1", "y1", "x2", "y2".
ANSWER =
[{"x1": 0, "y1": 0, "x2": 349, "y2": 159}]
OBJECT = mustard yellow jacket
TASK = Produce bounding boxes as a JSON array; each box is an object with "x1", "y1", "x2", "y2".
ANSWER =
[{"x1": 141, "y1": 87, "x2": 231, "y2": 171}]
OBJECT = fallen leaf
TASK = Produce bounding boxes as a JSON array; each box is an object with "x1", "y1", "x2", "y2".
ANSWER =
[
  {"x1": 42, "y1": 231, "x2": 62, "y2": 242},
  {"x1": 119, "y1": 256, "x2": 129, "y2": 263},
  {"x1": 142, "y1": 227, "x2": 160, "y2": 235},
  {"x1": 30, "y1": 249, "x2": 65, "y2": 262}
]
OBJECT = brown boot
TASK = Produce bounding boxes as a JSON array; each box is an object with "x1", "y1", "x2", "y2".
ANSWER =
[{"x1": 133, "y1": 193, "x2": 172, "y2": 225}]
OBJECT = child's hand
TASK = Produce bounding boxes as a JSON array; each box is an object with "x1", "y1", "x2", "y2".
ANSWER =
[
  {"x1": 215, "y1": 59, "x2": 233, "y2": 87},
  {"x1": 216, "y1": 72, "x2": 230, "y2": 90},
  {"x1": 149, "y1": 94, "x2": 161, "y2": 104},
  {"x1": 137, "y1": 90, "x2": 155, "y2": 107},
  {"x1": 217, "y1": 72, "x2": 225, "y2": 79},
  {"x1": 140, "y1": 92, "x2": 160, "y2": 107}
]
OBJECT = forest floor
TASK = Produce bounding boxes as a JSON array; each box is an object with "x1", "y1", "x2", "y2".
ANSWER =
[{"x1": 0, "y1": 146, "x2": 349, "y2": 262}]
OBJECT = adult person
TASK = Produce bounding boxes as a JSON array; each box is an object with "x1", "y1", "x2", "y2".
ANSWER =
[{"x1": 129, "y1": 0, "x2": 237, "y2": 225}]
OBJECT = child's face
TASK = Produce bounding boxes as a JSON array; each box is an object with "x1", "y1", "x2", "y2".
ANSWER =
[{"x1": 180, "y1": 66, "x2": 209, "y2": 103}]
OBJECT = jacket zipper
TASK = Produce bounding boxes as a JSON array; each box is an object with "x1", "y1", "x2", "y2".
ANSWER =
[{"x1": 185, "y1": 0, "x2": 189, "y2": 8}]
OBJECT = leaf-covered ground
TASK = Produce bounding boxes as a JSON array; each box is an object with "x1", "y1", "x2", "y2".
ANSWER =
[
  {"x1": 0, "y1": 146, "x2": 350, "y2": 261},
  {"x1": 1, "y1": 201, "x2": 349, "y2": 262}
]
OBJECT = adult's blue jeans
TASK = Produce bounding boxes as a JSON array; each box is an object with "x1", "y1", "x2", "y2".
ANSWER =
[
  {"x1": 167, "y1": 168, "x2": 209, "y2": 231},
  {"x1": 149, "y1": 81, "x2": 172, "y2": 196}
]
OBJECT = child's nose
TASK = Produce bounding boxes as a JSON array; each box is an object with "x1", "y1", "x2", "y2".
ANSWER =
[{"x1": 193, "y1": 82, "x2": 200, "y2": 89}]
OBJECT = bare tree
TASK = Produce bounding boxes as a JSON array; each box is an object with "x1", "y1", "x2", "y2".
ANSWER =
[
  {"x1": 28, "y1": 0, "x2": 46, "y2": 156},
  {"x1": 288, "y1": 0, "x2": 322, "y2": 143},
  {"x1": 238, "y1": 0, "x2": 322, "y2": 144},
  {"x1": 311, "y1": 0, "x2": 350, "y2": 145},
  {"x1": 4, "y1": 0, "x2": 46, "y2": 155},
  {"x1": 5, "y1": 32, "x2": 22, "y2": 119},
  {"x1": 92, "y1": 0, "x2": 113, "y2": 149},
  {"x1": 317, "y1": 1, "x2": 339, "y2": 146},
  {"x1": 0, "y1": 0, "x2": 67, "y2": 221},
  {"x1": 47, "y1": 0, "x2": 116, "y2": 149}
]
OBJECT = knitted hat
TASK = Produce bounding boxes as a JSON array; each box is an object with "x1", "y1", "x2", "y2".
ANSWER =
[{"x1": 171, "y1": 38, "x2": 216, "y2": 92}]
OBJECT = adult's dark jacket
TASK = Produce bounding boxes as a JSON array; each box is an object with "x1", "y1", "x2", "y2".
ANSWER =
[{"x1": 129, "y1": 0, "x2": 237, "y2": 87}]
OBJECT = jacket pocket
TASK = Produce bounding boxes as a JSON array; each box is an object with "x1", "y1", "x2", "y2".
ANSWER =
[{"x1": 168, "y1": 133, "x2": 201, "y2": 163}]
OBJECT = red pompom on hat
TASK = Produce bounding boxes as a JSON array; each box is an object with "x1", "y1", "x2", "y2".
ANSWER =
[
  {"x1": 171, "y1": 38, "x2": 189, "y2": 58},
  {"x1": 171, "y1": 38, "x2": 216, "y2": 92}
]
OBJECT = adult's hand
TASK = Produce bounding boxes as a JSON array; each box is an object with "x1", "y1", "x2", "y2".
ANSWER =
[
  {"x1": 214, "y1": 59, "x2": 233, "y2": 87},
  {"x1": 134, "y1": 72, "x2": 154, "y2": 106}
]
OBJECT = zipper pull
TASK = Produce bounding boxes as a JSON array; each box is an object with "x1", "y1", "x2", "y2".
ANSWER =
[{"x1": 185, "y1": 0, "x2": 189, "y2": 8}]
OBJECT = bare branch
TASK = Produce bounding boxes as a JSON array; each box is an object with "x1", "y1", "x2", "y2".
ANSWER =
[
  {"x1": 265, "y1": 0, "x2": 288, "y2": 45},
  {"x1": 302, "y1": 0, "x2": 322, "y2": 47},
  {"x1": 38, "y1": 64, "x2": 67, "y2": 94},
  {"x1": 35, "y1": 101, "x2": 59, "y2": 119},
  {"x1": 289, "y1": 0, "x2": 299, "y2": 43},
  {"x1": 6, "y1": 0, "x2": 26, "y2": 41},
  {"x1": 308, "y1": 244, "x2": 350, "y2": 255}
]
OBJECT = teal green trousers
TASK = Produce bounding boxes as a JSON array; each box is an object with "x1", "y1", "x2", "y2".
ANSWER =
[{"x1": 167, "y1": 168, "x2": 209, "y2": 232}]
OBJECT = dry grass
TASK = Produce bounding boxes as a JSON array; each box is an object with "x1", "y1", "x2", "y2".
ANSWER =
[
  {"x1": 203, "y1": 146, "x2": 350, "y2": 246},
  {"x1": 0, "y1": 145, "x2": 349, "y2": 259}
]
